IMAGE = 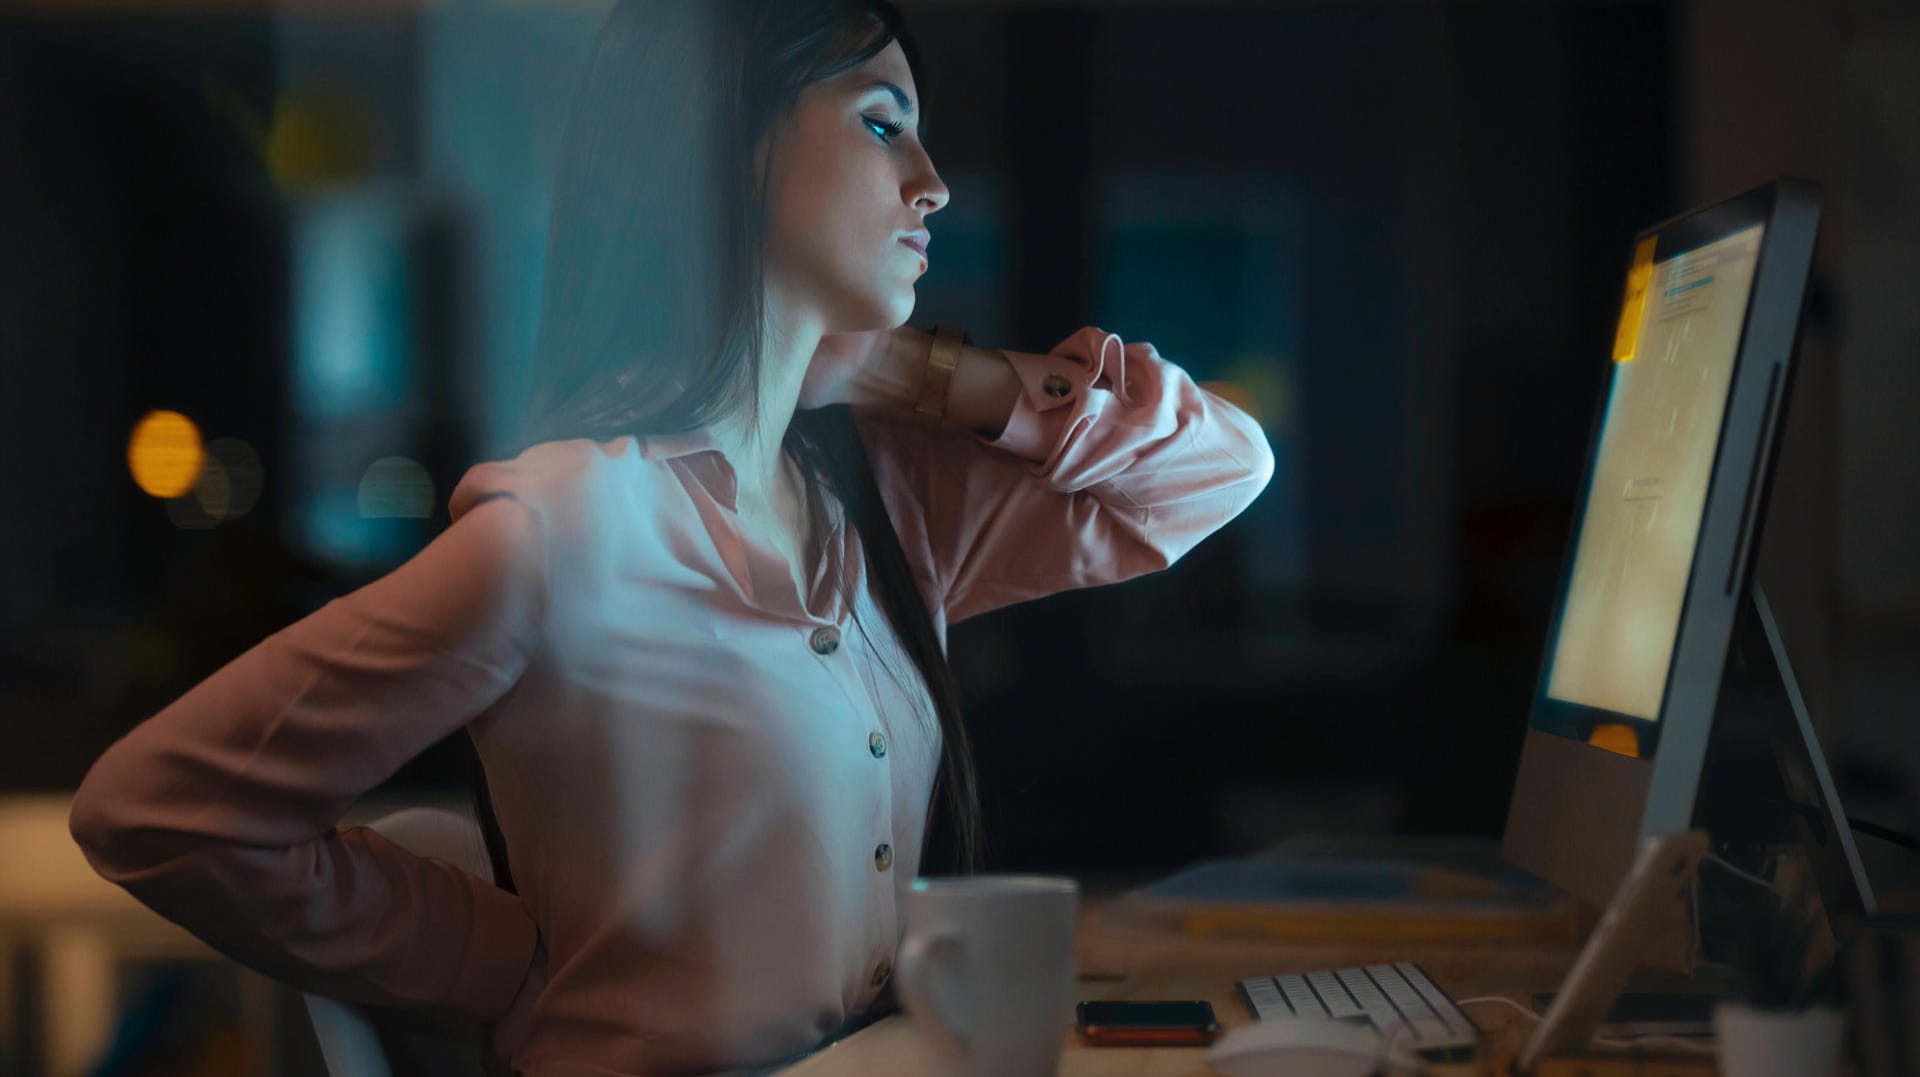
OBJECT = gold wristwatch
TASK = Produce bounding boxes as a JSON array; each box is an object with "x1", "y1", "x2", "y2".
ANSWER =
[{"x1": 914, "y1": 324, "x2": 967, "y2": 421}]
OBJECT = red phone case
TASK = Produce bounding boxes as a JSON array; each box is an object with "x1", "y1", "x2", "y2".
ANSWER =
[{"x1": 1078, "y1": 1024, "x2": 1218, "y2": 1046}]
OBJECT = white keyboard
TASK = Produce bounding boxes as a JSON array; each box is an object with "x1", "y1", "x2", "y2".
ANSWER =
[{"x1": 1237, "y1": 962, "x2": 1479, "y2": 1061}]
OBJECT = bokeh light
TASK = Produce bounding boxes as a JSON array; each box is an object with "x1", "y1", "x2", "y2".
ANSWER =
[
  {"x1": 356, "y1": 456, "x2": 434, "y2": 519},
  {"x1": 1219, "y1": 354, "x2": 1295, "y2": 435},
  {"x1": 164, "y1": 492, "x2": 218, "y2": 531},
  {"x1": 194, "y1": 455, "x2": 231, "y2": 519},
  {"x1": 127, "y1": 410, "x2": 205, "y2": 499},
  {"x1": 266, "y1": 83, "x2": 380, "y2": 193},
  {"x1": 195, "y1": 438, "x2": 265, "y2": 522},
  {"x1": 1199, "y1": 380, "x2": 1260, "y2": 421}
]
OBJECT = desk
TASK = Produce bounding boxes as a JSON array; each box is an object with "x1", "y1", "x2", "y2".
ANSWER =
[{"x1": 780, "y1": 890, "x2": 1713, "y2": 1077}]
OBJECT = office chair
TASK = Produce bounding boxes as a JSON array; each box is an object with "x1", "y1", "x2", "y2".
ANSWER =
[{"x1": 302, "y1": 805, "x2": 501, "y2": 1077}]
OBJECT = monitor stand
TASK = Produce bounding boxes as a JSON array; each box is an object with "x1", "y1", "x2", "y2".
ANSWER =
[
  {"x1": 1698, "y1": 584, "x2": 1876, "y2": 925},
  {"x1": 1540, "y1": 583, "x2": 1876, "y2": 1028}
]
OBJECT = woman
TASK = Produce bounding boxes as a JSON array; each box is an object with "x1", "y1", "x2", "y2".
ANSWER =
[{"x1": 68, "y1": 1, "x2": 1274, "y2": 1074}]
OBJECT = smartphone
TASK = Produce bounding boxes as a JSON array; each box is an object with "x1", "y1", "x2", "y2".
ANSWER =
[{"x1": 1075, "y1": 1000, "x2": 1220, "y2": 1047}]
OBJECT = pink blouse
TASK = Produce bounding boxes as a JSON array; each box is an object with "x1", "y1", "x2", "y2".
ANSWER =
[{"x1": 69, "y1": 327, "x2": 1274, "y2": 1076}]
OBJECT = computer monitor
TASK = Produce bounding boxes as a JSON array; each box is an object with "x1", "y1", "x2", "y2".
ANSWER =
[{"x1": 1502, "y1": 178, "x2": 1876, "y2": 927}]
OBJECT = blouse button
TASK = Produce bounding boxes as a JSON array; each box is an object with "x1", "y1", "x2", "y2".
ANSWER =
[
  {"x1": 1041, "y1": 374, "x2": 1074, "y2": 398},
  {"x1": 810, "y1": 625, "x2": 841, "y2": 655},
  {"x1": 869, "y1": 731, "x2": 888, "y2": 758},
  {"x1": 874, "y1": 844, "x2": 893, "y2": 871},
  {"x1": 871, "y1": 961, "x2": 892, "y2": 987}
]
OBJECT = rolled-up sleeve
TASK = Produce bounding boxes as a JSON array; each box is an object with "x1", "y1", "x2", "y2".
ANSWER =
[
  {"x1": 68, "y1": 494, "x2": 549, "y2": 1022},
  {"x1": 856, "y1": 325, "x2": 1275, "y2": 628}
]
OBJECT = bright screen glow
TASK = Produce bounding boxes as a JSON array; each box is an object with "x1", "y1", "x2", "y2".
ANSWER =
[{"x1": 1545, "y1": 224, "x2": 1764, "y2": 721}]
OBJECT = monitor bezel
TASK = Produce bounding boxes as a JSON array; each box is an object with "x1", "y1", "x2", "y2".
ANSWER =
[{"x1": 1503, "y1": 177, "x2": 1822, "y2": 906}]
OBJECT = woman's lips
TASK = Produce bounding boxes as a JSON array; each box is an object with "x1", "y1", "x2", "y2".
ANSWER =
[{"x1": 898, "y1": 236, "x2": 928, "y2": 257}]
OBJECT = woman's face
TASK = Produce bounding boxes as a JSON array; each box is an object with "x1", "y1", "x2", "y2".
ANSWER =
[{"x1": 759, "y1": 40, "x2": 949, "y2": 336}]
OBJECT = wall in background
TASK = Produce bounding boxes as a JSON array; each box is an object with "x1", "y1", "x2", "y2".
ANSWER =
[{"x1": 1684, "y1": 0, "x2": 1920, "y2": 892}]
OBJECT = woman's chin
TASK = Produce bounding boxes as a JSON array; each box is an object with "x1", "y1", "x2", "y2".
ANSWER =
[
  {"x1": 866, "y1": 292, "x2": 916, "y2": 331},
  {"x1": 887, "y1": 300, "x2": 916, "y2": 329},
  {"x1": 822, "y1": 285, "x2": 914, "y2": 334}
]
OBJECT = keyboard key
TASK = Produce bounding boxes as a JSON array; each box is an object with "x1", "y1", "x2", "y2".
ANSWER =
[
  {"x1": 1277, "y1": 974, "x2": 1329, "y2": 1018},
  {"x1": 1240, "y1": 977, "x2": 1287, "y2": 1020},
  {"x1": 1396, "y1": 963, "x2": 1479, "y2": 1037},
  {"x1": 1336, "y1": 968, "x2": 1397, "y2": 1023},
  {"x1": 1307, "y1": 970, "x2": 1366, "y2": 1020},
  {"x1": 1367, "y1": 964, "x2": 1438, "y2": 1021}
]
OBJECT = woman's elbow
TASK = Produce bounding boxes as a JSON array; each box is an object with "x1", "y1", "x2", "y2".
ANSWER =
[
  {"x1": 70, "y1": 758, "x2": 124, "y2": 868},
  {"x1": 68, "y1": 742, "x2": 164, "y2": 879}
]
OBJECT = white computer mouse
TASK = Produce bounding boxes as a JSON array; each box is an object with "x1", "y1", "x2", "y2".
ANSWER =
[{"x1": 1205, "y1": 1018, "x2": 1426, "y2": 1077}]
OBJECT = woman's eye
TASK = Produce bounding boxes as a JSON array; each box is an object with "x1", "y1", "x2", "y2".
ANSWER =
[{"x1": 863, "y1": 115, "x2": 906, "y2": 143}]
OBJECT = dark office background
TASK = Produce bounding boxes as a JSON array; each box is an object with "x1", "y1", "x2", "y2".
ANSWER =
[{"x1": 2, "y1": 0, "x2": 1917, "y2": 1071}]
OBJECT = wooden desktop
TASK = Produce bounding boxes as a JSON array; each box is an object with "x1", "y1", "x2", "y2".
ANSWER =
[{"x1": 778, "y1": 888, "x2": 1720, "y2": 1077}]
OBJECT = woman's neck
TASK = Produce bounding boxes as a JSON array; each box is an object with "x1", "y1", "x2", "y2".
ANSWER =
[{"x1": 708, "y1": 296, "x2": 822, "y2": 508}]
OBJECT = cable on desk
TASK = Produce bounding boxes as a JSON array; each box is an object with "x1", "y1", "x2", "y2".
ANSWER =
[{"x1": 1703, "y1": 851, "x2": 1780, "y2": 893}]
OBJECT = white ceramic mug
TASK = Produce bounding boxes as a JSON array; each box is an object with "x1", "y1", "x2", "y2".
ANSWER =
[{"x1": 895, "y1": 875, "x2": 1080, "y2": 1077}]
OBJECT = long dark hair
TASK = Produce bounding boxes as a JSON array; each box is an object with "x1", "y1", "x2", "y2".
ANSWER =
[{"x1": 471, "y1": 0, "x2": 984, "y2": 891}]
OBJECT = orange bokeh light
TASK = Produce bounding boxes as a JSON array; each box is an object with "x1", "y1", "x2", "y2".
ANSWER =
[{"x1": 128, "y1": 410, "x2": 205, "y2": 499}]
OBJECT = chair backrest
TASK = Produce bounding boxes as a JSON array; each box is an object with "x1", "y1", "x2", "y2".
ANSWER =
[{"x1": 302, "y1": 805, "x2": 496, "y2": 1077}]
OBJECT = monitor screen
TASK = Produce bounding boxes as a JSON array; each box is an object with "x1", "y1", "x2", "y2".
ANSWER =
[{"x1": 1542, "y1": 224, "x2": 1766, "y2": 726}]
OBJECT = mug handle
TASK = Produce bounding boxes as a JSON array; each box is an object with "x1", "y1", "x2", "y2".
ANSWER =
[{"x1": 896, "y1": 930, "x2": 971, "y2": 1059}]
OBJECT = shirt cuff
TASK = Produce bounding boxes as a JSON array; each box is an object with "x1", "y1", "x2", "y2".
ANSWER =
[{"x1": 979, "y1": 330, "x2": 1128, "y2": 463}]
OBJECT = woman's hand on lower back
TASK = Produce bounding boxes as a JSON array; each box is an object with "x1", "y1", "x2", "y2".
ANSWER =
[{"x1": 488, "y1": 933, "x2": 550, "y2": 1061}]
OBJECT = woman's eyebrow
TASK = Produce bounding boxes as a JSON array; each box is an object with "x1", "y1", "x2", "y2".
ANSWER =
[{"x1": 857, "y1": 80, "x2": 916, "y2": 118}]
